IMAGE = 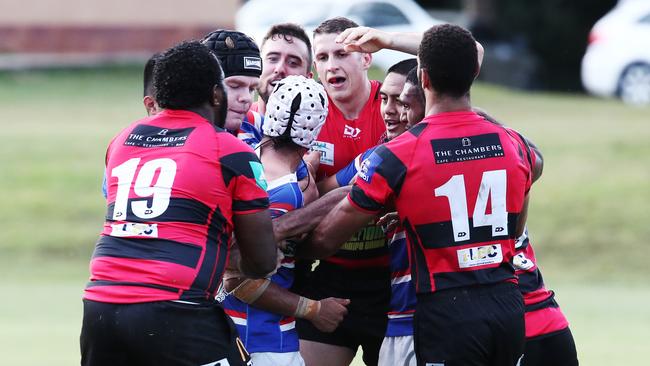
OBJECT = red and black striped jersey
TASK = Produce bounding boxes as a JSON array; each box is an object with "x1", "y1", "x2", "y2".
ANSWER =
[
  {"x1": 349, "y1": 111, "x2": 534, "y2": 294},
  {"x1": 84, "y1": 109, "x2": 269, "y2": 304},
  {"x1": 514, "y1": 230, "x2": 569, "y2": 338}
]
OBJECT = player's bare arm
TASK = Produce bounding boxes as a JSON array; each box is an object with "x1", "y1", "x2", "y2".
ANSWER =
[
  {"x1": 233, "y1": 210, "x2": 278, "y2": 278},
  {"x1": 299, "y1": 197, "x2": 376, "y2": 259},
  {"x1": 224, "y1": 273, "x2": 349, "y2": 333},
  {"x1": 336, "y1": 26, "x2": 485, "y2": 69},
  {"x1": 273, "y1": 186, "x2": 351, "y2": 242}
]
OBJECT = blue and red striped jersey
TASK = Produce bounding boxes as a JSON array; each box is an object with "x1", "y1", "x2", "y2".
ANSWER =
[{"x1": 224, "y1": 173, "x2": 304, "y2": 353}]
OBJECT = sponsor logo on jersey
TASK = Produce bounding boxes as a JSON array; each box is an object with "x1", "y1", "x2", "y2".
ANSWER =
[
  {"x1": 341, "y1": 224, "x2": 386, "y2": 251},
  {"x1": 249, "y1": 161, "x2": 268, "y2": 190},
  {"x1": 125, "y1": 125, "x2": 195, "y2": 148},
  {"x1": 243, "y1": 56, "x2": 262, "y2": 71},
  {"x1": 312, "y1": 141, "x2": 335, "y2": 166},
  {"x1": 110, "y1": 222, "x2": 158, "y2": 238},
  {"x1": 430, "y1": 133, "x2": 504, "y2": 164},
  {"x1": 358, "y1": 152, "x2": 382, "y2": 182},
  {"x1": 343, "y1": 125, "x2": 361, "y2": 138},
  {"x1": 457, "y1": 244, "x2": 503, "y2": 268}
]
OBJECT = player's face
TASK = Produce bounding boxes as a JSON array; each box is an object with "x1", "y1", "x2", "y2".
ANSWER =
[
  {"x1": 399, "y1": 82, "x2": 425, "y2": 126},
  {"x1": 223, "y1": 75, "x2": 259, "y2": 131},
  {"x1": 259, "y1": 35, "x2": 312, "y2": 102},
  {"x1": 313, "y1": 33, "x2": 371, "y2": 103},
  {"x1": 380, "y1": 72, "x2": 408, "y2": 141}
]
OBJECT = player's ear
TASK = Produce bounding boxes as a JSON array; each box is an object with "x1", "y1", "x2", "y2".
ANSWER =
[
  {"x1": 361, "y1": 52, "x2": 372, "y2": 70},
  {"x1": 143, "y1": 96, "x2": 158, "y2": 116},
  {"x1": 212, "y1": 85, "x2": 225, "y2": 107},
  {"x1": 419, "y1": 68, "x2": 431, "y2": 91}
]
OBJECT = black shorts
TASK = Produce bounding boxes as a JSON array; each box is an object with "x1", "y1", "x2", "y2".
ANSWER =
[
  {"x1": 296, "y1": 262, "x2": 390, "y2": 366},
  {"x1": 80, "y1": 299, "x2": 251, "y2": 366},
  {"x1": 414, "y1": 282, "x2": 525, "y2": 366},
  {"x1": 522, "y1": 327, "x2": 578, "y2": 366}
]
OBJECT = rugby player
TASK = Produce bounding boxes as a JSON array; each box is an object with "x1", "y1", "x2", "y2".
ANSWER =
[
  {"x1": 235, "y1": 23, "x2": 314, "y2": 147},
  {"x1": 222, "y1": 75, "x2": 349, "y2": 366},
  {"x1": 318, "y1": 58, "x2": 417, "y2": 194},
  {"x1": 297, "y1": 16, "x2": 391, "y2": 366},
  {"x1": 474, "y1": 110, "x2": 578, "y2": 366},
  {"x1": 81, "y1": 41, "x2": 277, "y2": 366},
  {"x1": 201, "y1": 29, "x2": 262, "y2": 132},
  {"x1": 305, "y1": 24, "x2": 534, "y2": 366}
]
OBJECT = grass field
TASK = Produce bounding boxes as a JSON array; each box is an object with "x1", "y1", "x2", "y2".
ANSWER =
[{"x1": 1, "y1": 66, "x2": 649, "y2": 365}]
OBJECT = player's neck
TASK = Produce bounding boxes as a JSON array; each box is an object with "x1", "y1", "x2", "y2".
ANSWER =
[
  {"x1": 424, "y1": 93, "x2": 472, "y2": 117},
  {"x1": 186, "y1": 105, "x2": 216, "y2": 125},
  {"x1": 259, "y1": 138, "x2": 303, "y2": 181},
  {"x1": 332, "y1": 79, "x2": 371, "y2": 120}
]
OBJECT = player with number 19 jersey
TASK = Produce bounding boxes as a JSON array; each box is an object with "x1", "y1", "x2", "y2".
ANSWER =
[
  {"x1": 350, "y1": 111, "x2": 533, "y2": 294},
  {"x1": 84, "y1": 109, "x2": 269, "y2": 304}
]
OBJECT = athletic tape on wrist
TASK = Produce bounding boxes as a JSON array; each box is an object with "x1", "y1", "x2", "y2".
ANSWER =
[
  {"x1": 232, "y1": 278, "x2": 271, "y2": 304},
  {"x1": 294, "y1": 296, "x2": 321, "y2": 319}
]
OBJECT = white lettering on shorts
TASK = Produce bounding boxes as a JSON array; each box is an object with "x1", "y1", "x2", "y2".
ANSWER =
[{"x1": 457, "y1": 244, "x2": 503, "y2": 269}]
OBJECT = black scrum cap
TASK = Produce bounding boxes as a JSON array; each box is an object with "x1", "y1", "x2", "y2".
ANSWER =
[{"x1": 202, "y1": 29, "x2": 262, "y2": 78}]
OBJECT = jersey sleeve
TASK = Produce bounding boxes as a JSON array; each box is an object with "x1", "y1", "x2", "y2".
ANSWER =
[
  {"x1": 236, "y1": 111, "x2": 264, "y2": 148},
  {"x1": 335, "y1": 147, "x2": 376, "y2": 187},
  {"x1": 296, "y1": 160, "x2": 308, "y2": 181},
  {"x1": 349, "y1": 144, "x2": 407, "y2": 214},
  {"x1": 220, "y1": 149, "x2": 270, "y2": 214}
]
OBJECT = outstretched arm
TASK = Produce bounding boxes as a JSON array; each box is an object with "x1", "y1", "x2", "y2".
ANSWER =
[
  {"x1": 273, "y1": 186, "x2": 351, "y2": 242},
  {"x1": 336, "y1": 27, "x2": 422, "y2": 54},
  {"x1": 223, "y1": 275, "x2": 349, "y2": 333},
  {"x1": 298, "y1": 196, "x2": 376, "y2": 259},
  {"x1": 336, "y1": 26, "x2": 484, "y2": 69}
]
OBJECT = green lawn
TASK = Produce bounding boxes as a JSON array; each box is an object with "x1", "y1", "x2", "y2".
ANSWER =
[{"x1": 1, "y1": 67, "x2": 648, "y2": 365}]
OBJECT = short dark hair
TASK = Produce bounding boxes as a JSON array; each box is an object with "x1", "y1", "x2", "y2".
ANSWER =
[
  {"x1": 313, "y1": 16, "x2": 359, "y2": 36},
  {"x1": 262, "y1": 23, "x2": 313, "y2": 68},
  {"x1": 418, "y1": 24, "x2": 477, "y2": 98},
  {"x1": 387, "y1": 58, "x2": 417, "y2": 77},
  {"x1": 143, "y1": 53, "x2": 160, "y2": 97},
  {"x1": 154, "y1": 41, "x2": 224, "y2": 110},
  {"x1": 405, "y1": 67, "x2": 425, "y2": 106}
]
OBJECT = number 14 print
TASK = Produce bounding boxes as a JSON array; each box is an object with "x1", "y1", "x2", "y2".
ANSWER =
[{"x1": 435, "y1": 170, "x2": 508, "y2": 242}]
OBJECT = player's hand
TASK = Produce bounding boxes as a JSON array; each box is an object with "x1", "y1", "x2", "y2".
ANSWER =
[
  {"x1": 336, "y1": 27, "x2": 392, "y2": 54},
  {"x1": 308, "y1": 297, "x2": 350, "y2": 333},
  {"x1": 378, "y1": 211, "x2": 400, "y2": 232}
]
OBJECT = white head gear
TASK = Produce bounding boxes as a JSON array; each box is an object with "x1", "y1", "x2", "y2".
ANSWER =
[{"x1": 263, "y1": 75, "x2": 328, "y2": 148}]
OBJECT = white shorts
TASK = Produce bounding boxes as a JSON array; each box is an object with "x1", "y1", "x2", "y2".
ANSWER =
[
  {"x1": 250, "y1": 351, "x2": 305, "y2": 366},
  {"x1": 378, "y1": 335, "x2": 416, "y2": 366}
]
